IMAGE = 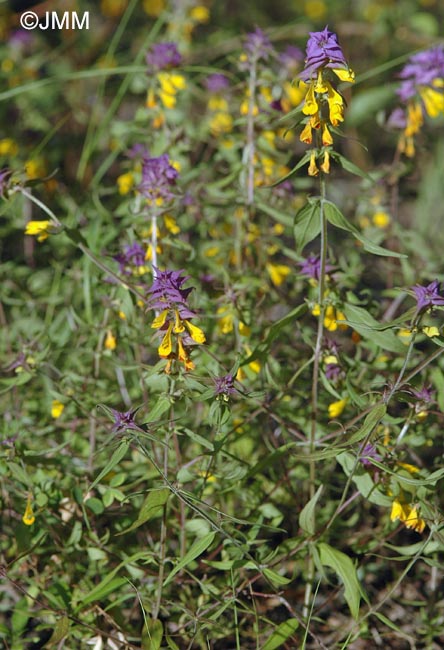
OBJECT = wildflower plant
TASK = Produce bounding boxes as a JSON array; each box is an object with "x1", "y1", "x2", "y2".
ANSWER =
[{"x1": 3, "y1": 4, "x2": 444, "y2": 649}]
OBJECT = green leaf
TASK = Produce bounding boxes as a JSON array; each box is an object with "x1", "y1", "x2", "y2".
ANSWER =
[
  {"x1": 163, "y1": 531, "x2": 215, "y2": 586},
  {"x1": 318, "y1": 542, "x2": 362, "y2": 619},
  {"x1": 342, "y1": 303, "x2": 407, "y2": 353},
  {"x1": 256, "y1": 200, "x2": 293, "y2": 227},
  {"x1": 333, "y1": 152, "x2": 374, "y2": 181},
  {"x1": 44, "y1": 614, "x2": 69, "y2": 647},
  {"x1": 262, "y1": 567, "x2": 291, "y2": 586},
  {"x1": 346, "y1": 404, "x2": 387, "y2": 445},
  {"x1": 323, "y1": 200, "x2": 406, "y2": 258},
  {"x1": 262, "y1": 618, "x2": 299, "y2": 650},
  {"x1": 8, "y1": 462, "x2": 32, "y2": 488},
  {"x1": 430, "y1": 366, "x2": 444, "y2": 412},
  {"x1": 88, "y1": 440, "x2": 130, "y2": 491},
  {"x1": 299, "y1": 485, "x2": 323, "y2": 535},
  {"x1": 336, "y1": 452, "x2": 392, "y2": 507},
  {"x1": 270, "y1": 151, "x2": 312, "y2": 186},
  {"x1": 81, "y1": 577, "x2": 127, "y2": 607},
  {"x1": 116, "y1": 488, "x2": 169, "y2": 535},
  {"x1": 142, "y1": 617, "x2": 163, "y2": 650},
  {"x1": 294, "y1": 199, "x2": 321, "y2": 254}
]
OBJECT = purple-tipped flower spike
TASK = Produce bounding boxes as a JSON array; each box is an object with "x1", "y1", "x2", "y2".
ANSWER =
[
  {"x1": 299, "y1": 253, "x2": 333, "y2": 281},
  {"x1": 302, "y1": 26, "x2": 348, "y2": 80},
  {"x1": 114, "y1": 242, "x2": 147, "y2": 276},
  {"x1": 110, "y1": 407, "x2": 141, "y2": 433},
  {"x1": 243, "y1": 27, "x2": 273, "y2": 61},
  {"x1": 138, "y1": 154, "x2": 179, "y2": 203},
  {"x1": 397, "y1": 45, "x2": 444, "y2": 102},
  {"x1": 213, "y1": 374, "x2": 237, "y2": 398},
  {"x1": 146, "y1": 42, "x2": 182, "y2": 70},
  {"x1": 205, "y1": 73, "x2": 230, "y2": 93},
  {"x1": 411, "y1": 280, "x2": 444, "y2": 313},
  {"x1": 411, "y1": 385, "x2": 435, "y2": 404},
  {"x1": 147, "y1": 268, "x2": 196, "y2": 319}
]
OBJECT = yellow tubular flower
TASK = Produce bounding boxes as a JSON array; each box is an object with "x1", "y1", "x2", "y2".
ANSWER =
[
  {"x1": 266, "y1": 263, "x2": 291, "y2": 287},
  {"x1": 104, "y1": 330, "x2": 117, "y2": 350},
  {"x1": 404, "y1": 506, "x2": 426, "y2": 533},
  {"x1": 22, "y1": 495, "x2": 35, "y2": 526},
  {"x1": 151, "y1": 309, "x2": 168, "y2": 329},
  {"x1": 173, "y1": 310, "x2": 185, "y2": 333},
  {"x1": 117, "y1": 172, "x2": 134, "y2": 195},
  {"x1": 320, "y1": 150, "x2": 330, "y2": 174},
  {"x1": 158, "y1": 322, "x2": 173, "y2": 357},
  {"x1": 300, "y1": 122, "x2": 313, "y2": 144},
  {"x1": 326, "y1": 83, "x2": 345, "y2": 126},
  {"x1": 308, "y1": 151, "x2": 319, "y2": 177},
  {"x1": 184, "y1": 320, "x2": 206, "y2": 344},
  {"x1": 328, "y1": 398, "x2": 348, "y2": 419},
  {"x1": 51, "y1": 400, "x2": 64, "y2": 419},
  {"x1": 322, "y1": 124, "x2": 333, "y2": 146},
  {"x1": 302, "y1": 83, "x2": 319, "y2": 116},
  {"x1": 24, "y1": 220, "x2": 52, "y2": 242},
  {"x1": 419, "y1": 85, "x2": 444, "y2": 118}
]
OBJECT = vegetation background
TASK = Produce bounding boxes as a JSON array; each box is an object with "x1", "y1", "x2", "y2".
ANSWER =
[{"x1": 1, "y1": 0, "x2": 444, "y2": 648}]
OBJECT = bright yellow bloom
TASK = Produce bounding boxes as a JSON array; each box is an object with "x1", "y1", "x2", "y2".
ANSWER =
[
  {"x1": 372, "y1": 210, "x2": 391, "y2": 228},
  {"x1": 25, "y1": 158, "x2": 46, "y2": 180},
  {"x1": 184, "y1": 320, "x2": 206, "y2": 344},
  {"x1": 210, "y1": 112, "x2": 233, "y2": 136},
  {"x1": 391, "y1": 498, "x2": 425, "y2": 533},
  {"x1": 328, "y1": 398, "x2": 348, "y2": 419},
  {"x1": 151, "y1": 309, "x2": 168, "y2": 329},
  {"x1": 398, "y1": 328, "x2": 413, "y2": 344},
  {"x1": 323, "y1": 305, "x2": 347, "y2": 331},
  {"x1": 157, "y1": 73, "x2": 186, "y2": 109},
  {"x1": 51, "y1": 400, "x2": 65, "y2": 419},
  {"x1": 266, "y1": 263, "x2": 291, "y2": 287},
  {"x1": 397, "y1": 461, "x2": 420, "y2": 474},
  {"x1": 302, "y1": 82, "x2": 318, "y2": 116},
  {"x1": 117, "y1": 171, "x2": 134, "y2": 195},
  {"x1": 208, "y1": 96, "x2": 229, "y2": 111},
  {"x1": 158, "y1": 322, "x2": 173, "y2": 357},
  {"x1": 104, "y1": 330, "x2": 117, "y2": 350},
  {"x1": 0, "y1": 137, "x2": 18, "y2": 156},
  {"x1": 164, "y1": 214, "x2": 180, "y2": 234},
  {"x1": 322, "y1": 123, "x2": 333, "y2": 146},
  {"x1": 326, "y1": 83, "x2": 345, "y2": 126},
  {"x1": 419, "y1": 84, "x2": 444, "y2": 118},
  {"x1": 189, "y1": 5, "x2": 210, "y2": 22},
  {"x1": 308, "y1": 151, "x2": 319, "y2": 177},
  {"x1": 422, "y1": 326, "x2": 440, "y2": 338},
  {"x1": 24, "y1": 220, "x2": 53, "y2": 242},
  {"x1": 173, "y1": 310, "x2": 185, "y2": 333},
  {"x1": 22, "y1": 495, "x2": 35, "y2": 526},
  {"x1": 320, "y1": 150, "x2": 330, "y2": 174}
]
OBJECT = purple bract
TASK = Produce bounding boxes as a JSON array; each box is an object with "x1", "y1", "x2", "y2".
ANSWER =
[
  {"x1": 146, "y1": 42, "x2": 182, "y2": 70},
  {"x1": 411, "y1": 280, "x2": 444, "y2": 312},
  {"x1": 138, "y1": 154, "x2": 179, "y2": 202},
  {"x1": 301, "y1": 26, "x2": 348, "y2": 80},
  {"x1": 147, "y1": 268, "x2": 196, "y2": 319},
  {"x1": 397, "y1": 45, "x2": 444, "y2": 102},
  {"x1": 299, "y1": 253, "x2": 333, "y2": 281}
]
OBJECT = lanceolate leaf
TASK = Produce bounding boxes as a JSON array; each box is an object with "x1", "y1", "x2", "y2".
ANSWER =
[
  {"x1": 294, "y1": 198, "x2": 322, "y2": 254},
  {"x1": 323, "y1": 200, "x2": 406, "y2": 258},
  {"x1": 342, "y1": 303, "x2": 407, "y2": 353},
  {"x1": 318, "y1": 542, "x2": 362, "y2": 619}
]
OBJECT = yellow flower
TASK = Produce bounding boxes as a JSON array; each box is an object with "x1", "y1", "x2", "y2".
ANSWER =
[
  {"x1": 189, "y1": 5, "x2": 210, "y2": 22},
  {"x1": 209, "y1": 112, "x2": 233, "y2": 136},
  {"x1": 266, "y1": 263, "x2": 291, "y2": 287},
  {"x1": 142, "y1": 0, "x2": 165, "y2": 16},
  {"x1": 398, "y1": 328, "x2": 413, "y2": 344},
  {"x1": 22, "y1": 495, "x2": 35, "y2": 526},
  {"x1": 0, "y1": 137, "x2": 18, "y2": 156},
  {"x1": 390, "y1": 498, "x2": 410, "y2": 523},
  {"x1": 372, "y1": 211, "x2": 391, "y2": 228},
  {"x1": 217, "y1": 307, "x2": 234, "y2": 334},
  {"x1": 25, "y1": 158, "x2": 46, "y2": 180},
  {"x1": 404, "y1": 506, "x2": 426, "y2": 533},
  {"x1": 326, "y1": 83, "x2": 345, "y2": 126},
  {"x1": 104, "y1": 330, "x2": 117, "y2": 350},
  {"x1": 419, "y1": 84, "x2": 444, "y2": 118},
  {"x1": 158, "y1": 322, "x2": 173, "y2": 357},
  {"x1": 308, "y1": 151, "x2": 319, "y2": 177},
  {"x1": 328, "y1": 398, "x2": 348, "y2": 419},
  {"x1": 208, "y1": 96, "x2": 229, "y2": 111},
  {"x1": 422, "y1": 326, "x2": 439, "y2": 338},
  {"x1": 117, "y1": 171, "x2": 134, "y2": 195},
  {"x1": 24, "y1": 220, "x2": 53, "y2": 242},
  {"x1": 164, "y1": 214, "x2": 180, "y2": 234},
  {"x1": 397, "y1": 462, "x2": 420, "y2": 474},
  {"x1": 184, "y1": 320, "x2": 206, "y2": 344},
  {"x1": 51, "y1": 400, "x2": 64, "y2": 419},
  {"x1": 151, "y1": 309, "x2": 168, "y2": 329},
  {"x1": 320, "y1": 150, "x2": 330, "y2": 174}
]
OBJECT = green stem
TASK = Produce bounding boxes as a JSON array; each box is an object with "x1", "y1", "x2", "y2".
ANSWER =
[{"x1": 304, "y1": 172, "x2": 327, "y2": 620}]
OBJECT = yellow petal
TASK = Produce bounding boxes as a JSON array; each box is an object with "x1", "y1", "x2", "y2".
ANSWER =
[
  {"x1": 184, "y1": 320, "x2": 206, "y2": 344},
  {"x1": 328, "y1": 398, "x2": 348, "y2": 419},
  {"x1": 22, "y1": 495, "x2": 35, "y2": 526},
  {"x1": 158, "y1": 322, "x2": 173, "y2": 357},
  {"x1": 173, "y1": 310, "x2": 185, "y2": 333},
  {"x1": 332, "y1": 67, "x2": 355, "y2": 83},
  {"x1": 151, "y1": 309, "x2": 168, "y2": 329},
  {"x1": 51, "y1": 400, "x2": 64, "y2": 419},
  {"x1": 104, "y1": 330, "x2": 117, "y2": 350}
]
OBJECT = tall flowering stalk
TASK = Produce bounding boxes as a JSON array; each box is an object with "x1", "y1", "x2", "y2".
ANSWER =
[
  {"x1": 147, "y1": 269, "x2": 206, "y2": 373},
  {"x1": 297, "y1": 26, "x2": 354, "y2": 620},
  {"x1": 299, "y1": 26, "x2": 354, "y2": 176}
]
